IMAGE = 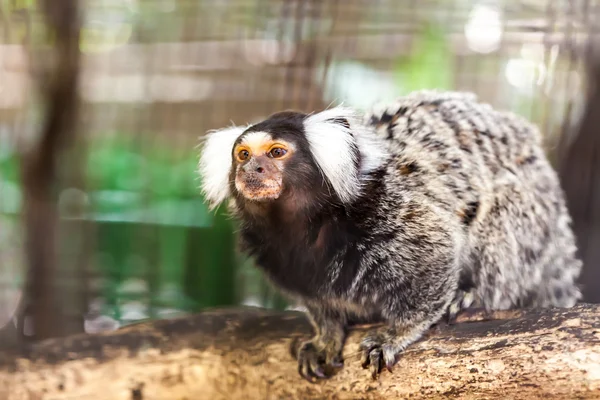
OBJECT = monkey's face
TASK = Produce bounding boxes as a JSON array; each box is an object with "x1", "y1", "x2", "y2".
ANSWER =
[{"x1": 232, "y1": 131, "x2": 294, "y2": 202}]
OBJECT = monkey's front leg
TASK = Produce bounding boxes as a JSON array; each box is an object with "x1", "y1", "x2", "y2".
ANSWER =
[
  {"x1": 359, "y1": 319, "x2": 434, "y2": 379},
  {"x1": 297, "y1": 304, "x2": 346, "y2": 382}
]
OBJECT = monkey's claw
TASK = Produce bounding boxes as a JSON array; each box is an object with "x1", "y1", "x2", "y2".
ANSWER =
[
  {"x1": 359, "y1": 335, "x2": 398, "y2": 380},
  {"x1": 296, "y1": 341, "x2": 343, "y2": 383},
  {"x1": 445, "y1": 289, "x2": 477, "y2": 324}
]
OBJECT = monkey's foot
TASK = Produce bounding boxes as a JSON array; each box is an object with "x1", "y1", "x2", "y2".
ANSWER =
[
  {"x1": 445, "y1": 289, "x2": 477, "y2": 324},
  {"x1": 359, "y1": 330, "x2": 406, "y2": 380},
  {"x1": 296, "y1": 340, "x2": 344, "y2": 383}
]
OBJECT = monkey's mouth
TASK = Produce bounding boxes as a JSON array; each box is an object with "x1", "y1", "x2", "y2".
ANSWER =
[{"x1": 235, "y1": 176, "x2": 282, "y2": 201}]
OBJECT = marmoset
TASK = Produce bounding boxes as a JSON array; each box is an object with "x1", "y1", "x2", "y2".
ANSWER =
[{"x1": 198, "y1": 90, "x2": 582, "y2": 382}]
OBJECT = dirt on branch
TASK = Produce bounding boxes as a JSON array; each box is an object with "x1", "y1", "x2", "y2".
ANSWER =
[{"x1": 0, "y1": 304, "x2": 599, "y2": 400}]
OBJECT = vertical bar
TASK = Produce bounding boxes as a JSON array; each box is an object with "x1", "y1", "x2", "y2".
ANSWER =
[{"x1": 21, "y1": 0, "x2": 82, "y2": 340}]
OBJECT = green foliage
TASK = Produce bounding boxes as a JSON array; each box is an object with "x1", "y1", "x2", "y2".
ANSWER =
[
  {"x1": 82, "y1": 133, "x2": 233, "y2": 319},
  {"x1": 86, "y1": 134, "x2": 199, "y2": 198},
  {"x1": 0, "y1": 153, "x2": 19, "y2": 184},
  {"x1": 0, "y1": 131, "x2": 241, "y2": 323},
  {"x1": 4, "y1": 0, "x2": 36, "y2": 12},
  {"x1": 393, "y1": 24, "x2": 454, "y2": 95},
  {"x1": 318, "y1": 23, "x2": 454, "y2": 112}
]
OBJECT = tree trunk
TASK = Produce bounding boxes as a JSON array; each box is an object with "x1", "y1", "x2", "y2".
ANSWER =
[
  {"x1": 0, "y1": 304, "x2": 599, "y2": 400},
  {"x1": 20, "y1": 0, "x2": 85, "y2": 342},
  {"x1": 558, "y1": 44, "x2": 600, "y2": 304}
]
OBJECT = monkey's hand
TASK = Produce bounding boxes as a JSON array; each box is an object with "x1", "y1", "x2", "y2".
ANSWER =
[
  {"x1": 359, "y1": 322, "x2": 430, "y2": 380},
  {"x1": 296, "y1": 305, "x2": 346, "y2": 382},
  {"x1": 297, "y1": 338, "x2": 344, "y2": 381}
]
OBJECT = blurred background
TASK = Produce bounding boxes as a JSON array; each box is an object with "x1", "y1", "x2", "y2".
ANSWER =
[{"x1": 0, "y1": 0, "x2": 599, "y2": 348}]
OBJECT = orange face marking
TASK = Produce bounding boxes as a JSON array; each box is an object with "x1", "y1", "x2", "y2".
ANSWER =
[{"x1": 233, "y1": 132, "x2": 293, "y2": 162}]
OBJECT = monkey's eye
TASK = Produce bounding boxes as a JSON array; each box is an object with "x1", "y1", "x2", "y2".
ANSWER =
[
  {"x1": 238, "y1": 149, "x2": 250, "y2": 161},
  {"x1": 269, "y1": 147, "x2": 287, "y2": 158}
]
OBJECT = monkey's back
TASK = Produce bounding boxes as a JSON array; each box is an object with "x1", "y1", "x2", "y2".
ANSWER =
[{"x1": 365, "y1": 90, "x2": 582, "y2": 311}]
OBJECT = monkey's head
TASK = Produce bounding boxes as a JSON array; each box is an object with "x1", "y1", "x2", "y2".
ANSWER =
[{"x1": 198, "y1": 107, "x2": 389, "y2": 213}]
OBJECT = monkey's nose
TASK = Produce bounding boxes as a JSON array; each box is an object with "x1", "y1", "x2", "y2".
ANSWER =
[{"x1": 255, "y1": 166, "x2": 264, "y2": 173}]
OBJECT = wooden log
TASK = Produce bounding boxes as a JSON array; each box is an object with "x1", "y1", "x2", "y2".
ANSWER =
[{"x1": 0, "y1": 304, "x2": 599, "y2": 400}]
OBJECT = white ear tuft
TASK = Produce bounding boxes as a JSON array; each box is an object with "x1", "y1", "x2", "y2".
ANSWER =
[
  {"x1": 304, "y1": 106, "x2": 389, "y2": 204},
  {"x1": 198, "y1": 125, "x2": 246, "y2": 209}
]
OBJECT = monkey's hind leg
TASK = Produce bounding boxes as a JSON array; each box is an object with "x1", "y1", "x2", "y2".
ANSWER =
[
  {"x1": 445, "y1": 287, "x2": 477, "y2": 324},
  {"x1": 442, "y1": 287, "x2": 519, "y2": 324}
]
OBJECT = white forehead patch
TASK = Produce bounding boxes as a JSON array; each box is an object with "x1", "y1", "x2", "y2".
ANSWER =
[
  {"x1": 198, "y1": 125, "x2": 247, "y2": 209},
  {"x1": 240, "y1": 131, "x2": 273, "y2": 149}
]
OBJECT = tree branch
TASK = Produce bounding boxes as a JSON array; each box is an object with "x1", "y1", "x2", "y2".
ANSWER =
[{"x1": 0, "y1": 304, "x2": 598, "y2": 399}]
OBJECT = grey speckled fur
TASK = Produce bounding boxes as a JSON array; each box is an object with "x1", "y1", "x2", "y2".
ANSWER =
[
  {"x1": 345, "y1": 90, "x2": 583, "y2": 377},
  {"x1": 199, "y1": 90, "x2": 582, "y2": 380},
  {"x1": 363, "y1": 90, "x2": 581, "y2": 311}
]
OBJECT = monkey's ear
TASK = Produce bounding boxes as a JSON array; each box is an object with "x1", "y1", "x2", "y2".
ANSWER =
[
  {"x1": 304, "y1": 106, "x2": 389, "y2": 204},
  {"x1": 198, "y1": 125, "x2": 247, "y2": 209},
  {"x1": 303, "y1": 107, "x2": 363, "y2": 204}
]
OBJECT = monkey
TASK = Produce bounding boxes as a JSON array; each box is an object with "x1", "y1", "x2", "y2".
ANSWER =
[{"x1": 197, "y1": 90, "x2": 583, "y2": 382}]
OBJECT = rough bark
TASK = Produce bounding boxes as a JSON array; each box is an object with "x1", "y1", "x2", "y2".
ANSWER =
[{"x1": 0, "y1": 304, "x2": 599, "y2": 400}]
